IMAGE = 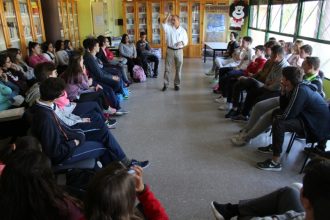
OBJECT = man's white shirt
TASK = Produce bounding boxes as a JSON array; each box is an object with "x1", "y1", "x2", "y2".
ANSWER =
[{"x1": 162, "y1": 23, "x2": 188, "y2": 49}]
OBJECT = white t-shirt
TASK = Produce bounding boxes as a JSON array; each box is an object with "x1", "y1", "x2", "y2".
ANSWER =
[{"x1": 162, "y1": 23, "x2": 188, "y2": 49}]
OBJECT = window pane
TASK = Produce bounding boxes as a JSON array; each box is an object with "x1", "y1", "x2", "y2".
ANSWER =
[
  {"x1": 257, "y1": 5, "x2": 268, "y2": 30},
  {"x1": 249, "y1": 29, "x2": 265, "y2": 47},
  {"x1": 319, "y1": 0, "x2": 330, "y2": 41},
  {"x1": 299, "y1": 39, "x2": 330, "y2": 78},
  {"x1": 281, "y1": 3, "x2": 297, "y2": 34},
  {"x1": 268, "y1": 33, "x2": 293, "y2": 43},
  {"x1": 299, "y1": 1, "x2": 322, "y2": 38},
  {"x1": 269, "y1": 5, "x2": 281, "y2": 32},
  {"x1": 249, "y1": 5, "x2": 258, "y2": 28}
]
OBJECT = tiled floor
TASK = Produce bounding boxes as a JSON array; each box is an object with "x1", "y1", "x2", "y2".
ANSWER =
[{"x1": 112, "y1": 58, "x2": 306, "y2": 220}]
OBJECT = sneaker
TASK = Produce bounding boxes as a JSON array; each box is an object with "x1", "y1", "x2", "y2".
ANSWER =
[
  {"x1": 205, "y1": 69, "x2": 215, "y2": 76},
  {"x1": 257, "y1": 159, "x2": 282, "y2": 171},
  {"x1": 231, "y1": 114, "x2": 248, "y2": 122},
  {"x1": 103, "y1": 107, "x2": 117, "y2": 115},
  {"x1": 231, "y1": 135, "x2": 249, "y2": 146},
  {"x1": 161, "y1": 85, "x2": 167, "y2": 91},
  {"x1": 105, "y1": 119, "x2": 117, "y2": 129},
  {"x1": 152, "y1": 74, "x2": 158, "y2": 78},
  {"x1": 257, "y1": 145, "x2": 273, "y2": 154},
  {"x1": 218, "y1": 103, "x2": 232, "y2": 111},
  {"x1": 130, "y1": 159, "x2": 150, "y2": 169},
  {"x1": 225, "y1": 109, "x2": 238, "y2": 118},
  {"x1": 210, "y1": 201, "x2": 237, "y2": 220},
  {"x1": 115, "y1": 109, "x2": 129, "y2": 116},
  {"x1": 214, "y1": 96, "x2": 226, "y2": 104},
  {"x1": 174, "y1": 85, "x2": 180, "y2": 91}
]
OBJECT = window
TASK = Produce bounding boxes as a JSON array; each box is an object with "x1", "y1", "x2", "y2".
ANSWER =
[
  {"x1": 249, "y1": 29, "x2": 266, "y2": 47},
  {"x1": 268, "y1": 33, "x2": 293, "y2": 43},
  {"x1": 269, "y1": 4, "x2": 281, "y2": 32},
  {"x1": 281, "y1": 3, "x2": 297, "y2": 34},
  {"x1": 299, "y1": 1, "x2": 322, "y2": 38},
  {"x1": 257, "y1": 4, "x2": 268, "y2": 30},
  {"x1": 249, "y1": 5, "x2": 258, "y2": 28},
  {"x1": 319, "y1": 1, "x2": 330, "y2": 41}
]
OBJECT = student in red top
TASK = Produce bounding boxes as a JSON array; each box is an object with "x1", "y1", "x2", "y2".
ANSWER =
[
  {"x1": 218, "y1": 45, "x2": 267, "y2": 111},
  {"x1": 27, "y1": 42, "x2": 49, "y2": 68},
  {"x1": 83, "y1": 162, "x2": 169, "y2": 220}
]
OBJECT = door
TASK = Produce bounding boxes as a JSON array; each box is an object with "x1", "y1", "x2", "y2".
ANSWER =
[
  {"x1": 2, "y1": 0, "x2": 21, "y2": 49},
  {"x1": 72, "y1": 0, "x2": 79, "y2": 47},
  {"x1": 137, "y1": 1, "x2": 147, "y2": 40},
  {"x1": 29, "y1": 0, "x2": 44, "y2": 43},
  {"x1": 150, "y1": 1, "x2": 161, "y2": 47}
]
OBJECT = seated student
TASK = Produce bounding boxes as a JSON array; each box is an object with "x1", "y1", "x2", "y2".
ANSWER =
[
  {"x1": 119, "y1": 34, "x2": 143, "y2": 78},
  {"x1": 97, "y1": 35, "x2": 131, "y2": 85},
  {"x1": 0, "y1": 68, "x2": 24, "y2": 108},
  {"x1": 55, "y1": 40, "x2": 70, "y2": 73},
  {"x1": 284, "y1": 42, "x2": 294, "y2": 61},
  {"x1": 31, "y1": 77, "x2": 148, "y2": 168},
  {"x1": 211, "y1": 158, "x2": 330, "y2": 220},
  {"x1": 61, "y1": 51, "x2": 115, "y2": 112},
  {"x1": 0, "y1": 53, "x2": 29, "y2": 95},
  {"x1": 218, "y1": 45, "x2": 267, "y2": 111},
  {"x1": 64, "y1": 39, "x2": 74, "y2": 57},
  {"x1": 298, "y1": 45, "x2": 313, "y2": 65},
  {"x1": 6, "y1": 48, "x2": 35, "y2": 80},
  {"x1": 0, "y1": 150, "x2": 84, "y2": 220},
  {"x1": 136, "y1": 32, "x2": 160, "y2": 78},
  {"x1": 288, "y1": 40, "x2": 304, "y2": 67},
  {"x1": 42, "y1": 41, "x2": 57, "y2": 65},
  {"x1": 0, "y1": 136, "x2": 41, "y2": 174},
  {"x1": 206, "y1": 32, "x2": 240, "y2": 76},
  {"x1": 84, "y1": 38, "x2": 127, "y2": 100},
  {"x1": 83, "y1": 162, "x2": 169, "y2": 220},
  {"x1": 27, "y1": 42, "x2": 49, "y2": 68},
  {"x1": 231, "y1": 57, "x2": 325, "y2": 147},
  {"x1": 278, "y1": 39, "x2": 285, "y2": 47},
  {"x1": 228, "y1": 45, "x2": 289, "y2": 121},
  {"x1": 256, "y1": 67, "x2": 330, "y2": 171}
]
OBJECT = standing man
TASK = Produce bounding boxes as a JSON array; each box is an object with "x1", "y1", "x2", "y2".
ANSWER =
[{"x1": 162, "y1": 13, "x2": 188, "y2": 91}]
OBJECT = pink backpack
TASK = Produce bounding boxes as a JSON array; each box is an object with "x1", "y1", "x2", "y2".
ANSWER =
[{"x1": 132, "y1": 65, "x2": 146, "y2": 82}]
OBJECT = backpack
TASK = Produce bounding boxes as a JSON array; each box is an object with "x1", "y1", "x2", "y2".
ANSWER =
[{"x1": 132, "y1": 65, "x2": 146, "y2": 82}]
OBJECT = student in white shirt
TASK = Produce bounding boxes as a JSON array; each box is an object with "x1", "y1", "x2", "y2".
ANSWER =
[{"x1": 161, "y1": 13, "x2": 188, "y2": 91}]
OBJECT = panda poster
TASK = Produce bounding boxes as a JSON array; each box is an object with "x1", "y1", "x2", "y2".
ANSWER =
[{"x1": 229, "y1": 0, "x2": 248, "y2": 31}]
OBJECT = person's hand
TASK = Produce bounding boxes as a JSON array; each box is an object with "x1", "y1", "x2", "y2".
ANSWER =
[
  {"x1": 82, "y1": 118, "x2": 91, "y2": 123},
  {"x1": 133, "y1": 166, "x2": 145, "y2": 193},
  {"x1": 248, "y1": 72, "x2": 254, "y2": 77},
  {"x1": 95, "y1": 84, "x2": 103, "y2": 91},
  {"x1": 74, "y1": 139, "x2": 80, "y2": 146},
  {"x1": 112, "y1": 76, "x2": 120, "y2": 81},
  {"x1": 175, "y1": 41, "x2": 183, "y2": 48},
  {"x1": 10, "y1": 64, "x2": 19, "y2": 71},
  {"x1": 88, "y1": 78, "x2": 93, "y2": 86},
  {"x1": 238, "y1": 76, "x2": 246, "y2": 80}
]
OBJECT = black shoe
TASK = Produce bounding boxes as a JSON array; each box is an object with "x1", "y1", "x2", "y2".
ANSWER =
[
  {"x1": 161, "y1": 85, "x2": 167, "y2": 91},
  {"x1": 231, "y1": 114, "x2": 248, "y2": 122},
  {"x1": 257, "y1": 159, "x2": 282, "y2": 171},
  {"x1": 175, "y1": 85, "x2": 180, "y2": 91},
  {"x1": 210, "y1": 202, "x2": 238, "y2": 220},
  {"x1": 225, "y1": 109, "x2": 238, "y2": 118},
  {"x1": 257, "y1": 144, "x2": 273, "y2": 154},
  {"x1": 152, "y1": 74, "x2": 158, "y2": 78}
]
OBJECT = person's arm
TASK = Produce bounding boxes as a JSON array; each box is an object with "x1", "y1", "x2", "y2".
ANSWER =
[
  {"x1": 134, "y1": 166, "x2": 169, "y2": 220},
  {"x1": 276, "y1": 85, "x2": 307, "y2": 120},
  {"x1": 163, "y1": 13, "x2": 171, "y2": 24},
  {"x1": 133, "y1": 44, "x2": 137, "y2": 58},
  {"x1": 182, "y1": 29, "x2": 188, "y2": 47},
  {"x1": 84, "y1": 55, "x2": 116, "y2": 85}
]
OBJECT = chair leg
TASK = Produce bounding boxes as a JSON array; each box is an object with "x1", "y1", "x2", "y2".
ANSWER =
[
  {"x1": 300, "y1": 143, "x2": 315, "y2": 174},
  {"x1": 286, "y1": 133, "x2": 296, "y2": 154}
]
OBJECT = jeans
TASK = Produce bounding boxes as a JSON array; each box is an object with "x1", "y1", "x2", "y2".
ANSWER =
[
  {"x1": 141, "y1": 53, "x2": 159, "y2": 76},
  {"x1": 78, "y1": 90, "x2": 109, "y2": 110},
  {"x1": 232, "y1": 77, "x2": 263, "y2": 108},
  {"x1": 238, "y1": 186, "x2": 304, "y2": 220}
]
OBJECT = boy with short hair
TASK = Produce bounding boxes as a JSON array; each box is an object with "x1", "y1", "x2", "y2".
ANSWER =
[{"x1": 136, "y1": 32, "x2": 160, "y2": 78}]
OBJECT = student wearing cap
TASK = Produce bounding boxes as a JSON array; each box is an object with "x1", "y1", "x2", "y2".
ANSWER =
[{"x1": 217, "y1": 45, "x2": 267, "y2": 111}]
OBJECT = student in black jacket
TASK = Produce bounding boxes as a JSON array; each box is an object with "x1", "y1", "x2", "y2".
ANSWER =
[
  {"x1": 31, "y1": 78, "x2": 149, "y2": 168},
  {"x1": 136, "y1": 32, "x2": 159, "y2": 78},
  {"x1": 257, "y1": 66, "x2": 330, "y2": 171}
]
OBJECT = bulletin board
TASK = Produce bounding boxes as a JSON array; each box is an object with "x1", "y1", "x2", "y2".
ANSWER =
[{"x1": 204, "y1": 5, "x2": 229, "y2": 42}]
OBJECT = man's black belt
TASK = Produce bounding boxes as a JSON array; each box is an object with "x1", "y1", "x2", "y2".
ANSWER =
[{"x1": 167, "y1": 47, "x2": 183, "y2": 50}]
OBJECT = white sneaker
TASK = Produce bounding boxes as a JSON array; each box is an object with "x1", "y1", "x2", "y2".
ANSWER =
[
  {"x1": 231, "y1": 135, "x2": 249, "y2": 146},
  {"x1": 214, "y1": 96, "x2": 226, "y2": 104},
  {"x1": 205, "y1": 69, "x2": 215, "y2": 76},
  {"x1": 218, "y1": 103, "x2": 232, "y2": 111}
]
